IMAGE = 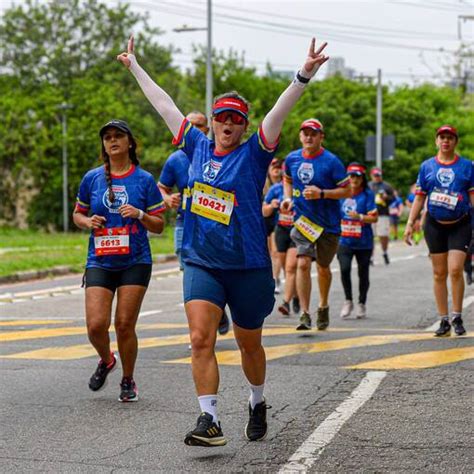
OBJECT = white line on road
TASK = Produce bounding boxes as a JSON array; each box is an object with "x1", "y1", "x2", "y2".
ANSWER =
[
  {"x1": 139, "y1": 310, "x2": 163, "y2": 317},
  {"x1": 425, "y1": 295, "x2": 474, "y2": 332},
  {"x1": 279, "y1": 371, "x2": 387, "y2": 473}
]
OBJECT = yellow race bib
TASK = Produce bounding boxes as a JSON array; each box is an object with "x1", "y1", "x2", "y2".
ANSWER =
[
  {"x1": 191, "y1": 182, "x2": 235, "y2": 225},
  {"x1": 294, "y1": 216, "x2": 324, "y2": 243}
]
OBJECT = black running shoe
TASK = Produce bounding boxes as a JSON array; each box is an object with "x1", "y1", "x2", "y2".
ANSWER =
[
  {"x1": 278, "y1": 301, "x2": 290, "y2": 316},
  {"x1": 184, "y1": 412, "x2": 227, "y2": 447},
  {"x1": 434, "y1": 319, "x2": 451, "y2": 337},
  {"x1": 383, "y1": 253, "x2": 390, "y2": 265},
  {"x1": 245, "y1": 400, "x2": 271, "y2": 441},
  {"x1": 316, "y1": 306, "x2": 330, "y2": 330},
  {"x1": 452, "y1": 317, "x2": 466, "y2": 336},
  {"x1": 218, "y1": 309, "x2": 230, "y2": 335},
  {"x1": 88, "y1": 353, "x2": 116, "y2": 391},
  {"x1": 292, "y1": 297, "x2": 300, "y2": 315},
  {"x1": 296, "y1": 312, "x2": 312, "y2": 330},
  {"x1": 118, "y1": 377, "x2": 138, "y2": 402}
]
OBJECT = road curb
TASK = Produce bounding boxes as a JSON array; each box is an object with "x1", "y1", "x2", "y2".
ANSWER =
[{"x1": 0, "y1": 254, "x2": 177, "y2": 285}]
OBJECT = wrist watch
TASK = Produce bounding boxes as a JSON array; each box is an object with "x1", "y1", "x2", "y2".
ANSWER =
[
  {"x1": 137, "y1": 209, "x2": 145, "y2": 220},
  {"x1": 320, "y1": 190, "x2": 325, "y2": 199}
]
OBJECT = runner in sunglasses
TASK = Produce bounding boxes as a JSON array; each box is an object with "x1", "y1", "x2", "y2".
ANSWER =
[{"x1": 117, "y1": 35, "x2": 329, "y2": 447}]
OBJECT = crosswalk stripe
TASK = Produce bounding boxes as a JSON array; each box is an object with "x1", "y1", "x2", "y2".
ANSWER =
[
  {"x1": 165, "y1": 333, "x2": 470, "y2": 365},
  {"x1": 0, "y1": 320, "x2": 73, "y2": 327},
  {"x1": 346, "y1": 346, "x2": 474, "y2": 370}
]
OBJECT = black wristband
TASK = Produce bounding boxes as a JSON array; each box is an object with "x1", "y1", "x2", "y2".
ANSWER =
[
  {"x1": 296, "y1": 71, "x2": 310, "y2": 84},
  {"x1": 320, "y1": 190, "x2": 325, "y2": 199}
]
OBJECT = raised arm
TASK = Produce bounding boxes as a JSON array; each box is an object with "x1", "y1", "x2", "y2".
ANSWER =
[
  {"x1": 117, "y1": 36, "x2": 184, "y2": 137},
  {"x1": 262, "y1": 38, "x2": 329, "y2": 144}
]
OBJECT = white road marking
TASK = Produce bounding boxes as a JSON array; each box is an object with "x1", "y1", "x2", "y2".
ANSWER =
[
  {"x1": 139, "y1": 310, "x2": 163, "y2": 317},
  {"x1": 279, "y1": 371, "x2": 387, "y2": 473},
  {"x1": 425, "y1": 295, "x2": 474, "y2": 332}
]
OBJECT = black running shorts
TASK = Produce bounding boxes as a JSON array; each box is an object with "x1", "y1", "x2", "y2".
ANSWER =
[
  {"x1": 423, "y1": 213, "x2": 471, "y2": 254},
  {"x1": 84, "y1": 264, "x2": 152, "y2": 292},
  {"x1": 274, "y1": 225, "x2": 296, "y2": 253}
]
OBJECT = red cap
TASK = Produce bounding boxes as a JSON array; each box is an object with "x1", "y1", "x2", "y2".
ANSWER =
[
  {"x1": 212, "y1": 98, "x2": 249, "y2": 119},
  {"x1": 370, "y1": 167, "x2": 382, "y2": 176},
  {"x1": 347, "y1": 163, "x2": 367, "y2": 176},
  {"x1": 270, "y1": 158, "x2": 282, "y2": 168},
  {"x1": 436, "y1": 125, "x2": 458, "y2": 138},
  {"x1": 300, "y1": 118, "x2": 324, "y2": 132}
]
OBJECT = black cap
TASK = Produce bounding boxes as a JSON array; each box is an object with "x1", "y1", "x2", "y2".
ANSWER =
[{"x1": 99, "y1": 119, "x2": 132, "y2": 137}]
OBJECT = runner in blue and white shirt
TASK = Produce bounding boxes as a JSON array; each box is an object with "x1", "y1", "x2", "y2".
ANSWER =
[
  {"x1": 404, "y1": 124, "x2": 474, "y2": 337},
  {"x1": 74, "y1": 119, "x2": 165, "y2": 403},
  {"x1": 282, "y1": 118, "x2": 350, "y2": 332},
  {"x1": 337, "y1": 163, "x2": 378, "y2": 320},
  {"x1": 118, "y1": 35, "x2": 330, "y2": 445}
]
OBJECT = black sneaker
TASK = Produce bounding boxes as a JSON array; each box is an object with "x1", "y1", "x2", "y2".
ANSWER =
[
  {"x1": 383, "y1": 253, "x2": 390, "y2": 265},
  {"x1": 452, "y1": 317, "x2": 467, "y2": 336},
  {"x1": 316, "y1": 306, "x2": 330, "y2": 330},
  {"x1": 88, "y1": 353, "x2": 116, "y2": 391},
  {"x1": 296, "y1": 312, "x2": 312, "y2": 330},
  {"x1": 184, "y1": 412, "x2": 227, "y2": 447},
  {"x1": 218, "y1": 309, "x2": 230, "y2": 335},
  {"x1": 292, "y1": 297, "x2": 300, "y2": 314},
  {"x1": 434, "y1": 319, "x2": 451, "y2": 337},
  {"x1": 245, "y1": 400, "x2": 271, "y2": 441},
  {"x1": 118, "y1": 377, "x2": 138, "y2": 402},
  {"x1": 278, "y1": 301, "x2": 290, "y2": 316}
]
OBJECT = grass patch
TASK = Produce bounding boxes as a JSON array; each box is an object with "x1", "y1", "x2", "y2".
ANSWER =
[{"x1": 0, "y1": 226, "x2": 175, "y2": 278}]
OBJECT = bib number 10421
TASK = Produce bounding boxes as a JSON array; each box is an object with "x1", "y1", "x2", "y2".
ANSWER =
[{"x1": 191, "y1": 182, "x2": 234, "y2": 225}]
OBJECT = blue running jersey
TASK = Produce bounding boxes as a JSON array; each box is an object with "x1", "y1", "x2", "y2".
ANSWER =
[
  {"x1": 284, "y1": 148, "x2": 349, "y2": 234},
  {"x1": 339, "y1": 189, "x2": 377, "y2": 250},
  {"x1": 416, "y1": 155, "x2": 474, "y2": 221},
  {"x1": 173, "y1": 119, "x2": 278, "y2": 269},
  {"x1": 75, "y1": 165, "x2": 165, "y2": 270},
  {"x1": 158, "y1": 150, "x2": 190, "y2": 225}
]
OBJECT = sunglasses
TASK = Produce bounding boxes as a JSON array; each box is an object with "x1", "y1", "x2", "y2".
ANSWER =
[
  {"x1": 349, "y1": 173, "x2": 363, "y2": 178},
  {"x1": 213, "y1": 111, "x2": 247, "y2": 125}
]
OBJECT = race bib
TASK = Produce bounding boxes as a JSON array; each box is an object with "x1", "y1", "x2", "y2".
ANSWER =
[
  {"x1": 94, "y1": 227, "x2": 130, "y2": 256},
  {"x1": 341, "y1": 219, "x2": 362, "y2": 238},
  {"x1": 295, "y1": 216, "x2": 323, "y2": 243},
  {"x1": 182, "y1": 187, "x2": 191, "y2": 210},
  {"x1": 429, "y1": 188, "x2": 459, "y2": 211},
  {"x1": 191, "y1": 182, "x2": 234, "y2": 225},
  {"x1": 278, "y1": 212, "x2": 294, "y2": 226},
  {"x1": 389, "y1": 207, "x2": 399, "y2": 216}
]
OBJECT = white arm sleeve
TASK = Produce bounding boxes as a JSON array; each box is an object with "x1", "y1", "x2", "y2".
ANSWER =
[
  {"x1": 261, "y1": 80, "x2": 306, "y2": 145},
  {"x1": 129, "y1": 55, "x2": 185, "y2": 137}
]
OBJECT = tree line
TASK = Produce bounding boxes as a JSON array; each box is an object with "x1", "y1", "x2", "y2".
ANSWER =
[{"x1": 0, "y1": 0, "x2": 472, "y2": 229}]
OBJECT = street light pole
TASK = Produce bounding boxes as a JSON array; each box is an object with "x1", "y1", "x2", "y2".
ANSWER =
[
  {"x1": 375, "y1": 69, "x2": 383, "y2": 171},
  {"x1": 173, "y1": 0, "x2": 213, "y2": 132},
  {"x1": 58, "y1": 103, "x2": 72, "y2": 233},
  {"x1": 206, "y1": 0, "x2": 213, "y2": 122}
]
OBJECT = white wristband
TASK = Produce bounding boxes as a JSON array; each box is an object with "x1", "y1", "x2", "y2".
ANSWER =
[{"x1": 137, "y1": 209, "x2": 145, "y2": 220}]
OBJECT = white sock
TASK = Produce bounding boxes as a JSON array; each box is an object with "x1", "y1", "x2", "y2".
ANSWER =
[
  {"x1": 198, "y1": 395, "x2": 218, "y2": 423},
  {"x1": 249, "y1": 383, "x2": 265, "y2": 409}
]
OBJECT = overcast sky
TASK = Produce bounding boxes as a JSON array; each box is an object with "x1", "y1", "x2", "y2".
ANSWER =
[{"x1": 1, "y1": 0, "x2": 473, "y2": 86}]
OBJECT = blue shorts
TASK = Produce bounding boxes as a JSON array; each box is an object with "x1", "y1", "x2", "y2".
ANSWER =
[{"x1": 183, "y1": 263, "x2": 275, "y2": 330}]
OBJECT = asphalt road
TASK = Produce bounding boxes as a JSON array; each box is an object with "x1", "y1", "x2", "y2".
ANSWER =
[{"x1": 1, "y1": 241, "x2": 473, "y2": 473}]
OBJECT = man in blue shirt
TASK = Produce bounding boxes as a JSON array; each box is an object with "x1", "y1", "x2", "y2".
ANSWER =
[{"x1": 282, "y1": 119, "x2": 350, "y2": 331}]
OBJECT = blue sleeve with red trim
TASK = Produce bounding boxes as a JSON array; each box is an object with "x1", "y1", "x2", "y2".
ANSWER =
[
  {"x1": 145, "y1": 175, "x2": 166, "y2": 215},
  {"x1": 75, "y1": 172, "x2": 92, "y2": 214},
  {"x1": 159, "y1": 155, "x2": 177, "y2": 189},
  {"x1": 247, "y1": 126, "x2": 279, "y2": 171},
  {"x1": 415, "y1": 162, "x2": 427, "y2": 194},
  {"x1": 172, "y1": 119, "x2": 208, "y2": 161}
]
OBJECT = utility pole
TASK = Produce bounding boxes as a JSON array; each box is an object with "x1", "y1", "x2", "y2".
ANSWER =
[
  {"x1": 376, "y1": 69, "x2": 383, "y2": 171},
  {"x1": 58, "y1": 103, "x2": 72, "y2": 233}
]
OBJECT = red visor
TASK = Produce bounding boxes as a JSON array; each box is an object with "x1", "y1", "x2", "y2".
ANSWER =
[
  {"x1": 212, "y1": 98, "x2": 249, "y2": 119},
  {"x1": 370, "y1": 167, "x2": 382, "y2": 176},
  {"x1": 300, "y1": 119, "x2": 324, "y2": 132},
  {"x1": 436, "y1": 125, "x2": 458, "y2": 138},
  {"x1": 347, "y1": 164, "x2": 366, "y2": 175}
]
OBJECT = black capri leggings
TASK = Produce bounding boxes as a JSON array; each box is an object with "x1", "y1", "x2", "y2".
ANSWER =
[
  {"x1": 423, "y1": 213, "x2": 471, "y2": 254},
  {"x1": 337, "y1": 245, "x2": 372, "y2": 304}
]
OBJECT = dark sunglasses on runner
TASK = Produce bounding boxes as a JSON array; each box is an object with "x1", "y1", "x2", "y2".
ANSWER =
[{"x1": 213, "y1": 111, "x2": 247, "y2": 125}]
